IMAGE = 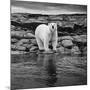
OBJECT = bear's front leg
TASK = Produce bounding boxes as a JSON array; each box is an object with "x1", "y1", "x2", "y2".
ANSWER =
[
  {"x1": 51, "y1": 31, "x2": 57, "y2": 52},
  {"x1": 44, "y1": 39, "x2": 50, "y2": 51},
  {"x1": 52, "y1": 40, "x2": 57, "y2": 52}
]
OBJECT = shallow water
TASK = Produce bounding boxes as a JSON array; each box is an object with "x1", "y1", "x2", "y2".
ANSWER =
[{"x1": 11, "y1": 53, "x2": 87, "y2": 90}]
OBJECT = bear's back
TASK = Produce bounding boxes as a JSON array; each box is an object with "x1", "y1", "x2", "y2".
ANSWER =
[{"x1": 35, "y1": 24, "x2": 50, "y2": 37}]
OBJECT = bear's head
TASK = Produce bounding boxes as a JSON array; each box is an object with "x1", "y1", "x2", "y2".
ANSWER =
[{"x1": 48, "y1": 23, "x2": 57, "y2": 33}]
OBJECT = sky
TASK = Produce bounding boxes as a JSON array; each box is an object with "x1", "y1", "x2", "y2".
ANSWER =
[{"x1": 11, "y1": 0, "x2": 87, "y2": 15}]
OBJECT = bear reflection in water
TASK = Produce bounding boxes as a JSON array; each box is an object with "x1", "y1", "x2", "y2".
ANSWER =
[{"x1": 37, "y1": 54, "x2": 57, "y2": 87}]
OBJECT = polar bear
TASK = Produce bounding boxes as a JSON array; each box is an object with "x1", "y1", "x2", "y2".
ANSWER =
[{"x1": 35, "y1": 22, "x2": 57, "y2": 53}]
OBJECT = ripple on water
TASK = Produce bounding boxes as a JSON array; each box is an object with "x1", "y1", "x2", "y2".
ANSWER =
[{"x1": 11, "y1": 53, "x2": 87, "y2": 90}]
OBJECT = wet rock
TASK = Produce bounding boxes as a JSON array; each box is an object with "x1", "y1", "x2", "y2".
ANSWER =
[
  {"x1": 11, "y1": 51, "x2": 27, "y2": 54},
  {"x1": 71, "y1": 46, "x2": 81, "y2": 54},
  {"x1": 61, "y1": 39, "x2": 73, "y2": 47},
  {"x1": 57, "y1": 46, "x2": 65, "y2": 53}
]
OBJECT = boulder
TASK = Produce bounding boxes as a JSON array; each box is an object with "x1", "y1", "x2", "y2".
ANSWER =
[
  {"x1": 11, "y1": 38, "x2": 18, "y2": 43},
  {"x1": 58, "y1": 36, "x2": 73, "y2": 42},
  {"x1": 30, "y1": 46, "x2": 38, "y2": 52},
  {"x1": 11, "y1": 25, "x2": 16, "y2": 31},
  {"x1": 72, "y1": 35, "x2": 87, "y2": 43},
  {"x1": 71, "y1": 46, "x2": 81, "y2": 54},
  {"x1": 61, "y1": 39, "x2": 73, "y2": 47},
  {"x1": 24, "y1": 32, "x2": 35, "y2": 39},
  {"x1": 16, "y1": 46, "x2": 26, "y2": 51},
  {"x1": 30, "y1": 39, "x2": 37, "y2": 45},
  {"x1": 11, "y1": 31, "x2": 35, "y2": 39},
  {"x1": 11, "y1": 31, "x2": 25, "y2": 39},
  {"x1": 11, "y1": 45, "x2": 17, "y2": 50},
  {"x1": 16, "y1": 39, "x2": 30, "y2": 46},
  {"x1": 57, "y1": 46, "x2": 65, "y2": 53}
]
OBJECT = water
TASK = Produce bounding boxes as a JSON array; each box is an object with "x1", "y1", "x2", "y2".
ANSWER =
[{"x1": 11, "y1": 53, "x2": 87, "y2": 90}]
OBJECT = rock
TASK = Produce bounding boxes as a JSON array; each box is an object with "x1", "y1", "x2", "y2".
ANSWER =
[
  {"x1": 16, "y1": 39, "x2": 30, "y2": 46},
  {"x1": 22, "y1": 44, "x2": 32, "y2": 48},
  {"x1": 11, "y1": 25, "x2": 16, "y2": 31},
  {"x1": 72, "y1": 35, "x2": 87, "y2": 43},
  {"x1": 30, "y1": 46, "x2": 38, "y2": 52},
  {"x1": 11, "y1": 38, "x2": 18, "y2": 43},
  {"x1": 82, "y1": 47, "x2": 87, "y2": 54},
  {"x1": 61, "y1": 39, "x2": 73, "y2": 47},
  {"x1": 58, "y1": 36, "x2": 73, "y2": 42},
  {"x1": 11, "y1": 31, "x2": 25, "y2": 39},
  {"x1": 11, "y1": 45, "x2": 17, "y2": 50},
  {"x1": 11, "y1": 31, "x2": 35, "y2": 39},
  {"x1": 16, "y1": 46, "x2": 26, "y2": 51},
  {"x1": 71, "y1": 46, "x2": 81, "y2": 54},
  {"x1": 30, "y1": 39, "x2": 37, "y2": 45},
  {"x1": 80, "y1": 35, "x2": 87, "y2": 43},
  {"x1": 11, "y1": 51, "x2": 27, "y2": 54},
  {"x1": 57, "y1": 46, "x2": 65, "y2": 53},
  {"x1": 24, "y1": 33, "x2": 35, "y2": 39}
]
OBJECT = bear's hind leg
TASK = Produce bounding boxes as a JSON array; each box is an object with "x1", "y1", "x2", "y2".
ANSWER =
[{"x1": 36, "y1": 37, "x2": 44, "y2": 51}]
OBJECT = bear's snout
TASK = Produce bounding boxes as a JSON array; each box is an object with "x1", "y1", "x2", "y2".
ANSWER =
[{"x1": 52, "y1": 25, "x2": 54, "y2": 29}]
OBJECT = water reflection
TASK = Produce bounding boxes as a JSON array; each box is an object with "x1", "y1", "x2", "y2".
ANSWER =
[{"x1": 37, "y1": 54, "x2": 57, "y2": 87}]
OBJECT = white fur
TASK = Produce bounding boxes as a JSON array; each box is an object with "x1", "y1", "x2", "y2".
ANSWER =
[{"x1": 35, "y1": 23, "x2": 57, "y2": 51}]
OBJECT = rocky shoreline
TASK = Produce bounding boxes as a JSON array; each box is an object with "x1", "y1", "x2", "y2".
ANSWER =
[{"x1": 11, "y1": 13, "x2": 87, "y2": 55}]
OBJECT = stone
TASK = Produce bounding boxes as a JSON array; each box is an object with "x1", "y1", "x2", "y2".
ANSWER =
[
  {"x1": 11, "y1": 31, "x2": 25, "y2": 39},
  {"x1": 30, "y1": 46, "x2": 38, "y2": 52},
  {"x1": 71, "y1": 46, "x2": 81, "y2": 54},
  {"x1": 58, "y1": 36, "x2": 73, "y2": 42},
  {"x1": 24, "y1": 32, "x2": 35, "y2": 39},
  {"x1": 30, "y1": 39, "x2": 37, "y2": 45},
  {"x1": 11, "y1": 38, "x2": 18, "y2": 43},
  {"x1": 16, "y1": 46, "x2": 26, "y2": 51},
  {"x1": 11, "y1": 45, "x2": 17, "y2": 50},
  {"x1": 11, "y1": 51, "x2": 27, "y2": 54},
  {"x1": 61, "y1": 39, "x2": 73, "y2": 47},
  {"x1": 16, "y1": 39, "x2": 30, "y2": 46},
  {"x1": 57, "y1": 46, "x2": 65, "y2": 53},
  {"x1": 72, "y1": 35, "x2": 87, "y2": 43}
]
